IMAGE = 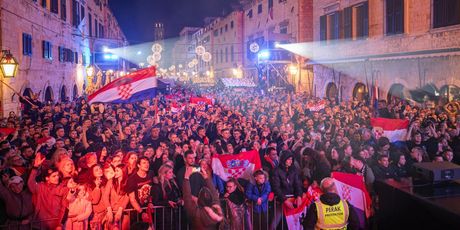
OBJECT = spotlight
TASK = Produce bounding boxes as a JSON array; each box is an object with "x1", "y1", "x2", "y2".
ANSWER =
[
  {"x1": 137, "y1": 51, "x2": 142, "y2": 55},
  {"x1": 258, "y1": 50, "x2": 270, "y2": 60},
  {"x1": 102, "y1": 46, "x2": 110, "y2": 53}
]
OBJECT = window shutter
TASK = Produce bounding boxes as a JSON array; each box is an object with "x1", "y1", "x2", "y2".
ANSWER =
[
  {"x1": 42, "y1": 41, "x2": 46, "y2": 58},
  {"x1": 362, "y1": 2, "x2": 369, "y2": 37},
  {"x1": 386, "y1": 0, "x2": 395, "y2": 34},
  {"x1": 394, "y1": 0, "x2": 404, "y2": 34},
  {"x1": 320, "y1": 15, "x2": 327, "y2": 41},
  {"x1": 344, "y1": 7, "x2": 352, "y2": 39}
]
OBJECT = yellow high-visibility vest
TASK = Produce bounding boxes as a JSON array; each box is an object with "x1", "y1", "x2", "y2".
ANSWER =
[{"x1": 314, "y1": 199, "x2": 349, "y2": 230}]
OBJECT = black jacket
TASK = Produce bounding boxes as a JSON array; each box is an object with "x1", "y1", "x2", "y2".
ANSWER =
[
  {"x1": 270, "y1": 152, "x2": 302, "y2": 202},
  {"x1": 303, "y1": 193, "x2": 360, "y2": 230}
]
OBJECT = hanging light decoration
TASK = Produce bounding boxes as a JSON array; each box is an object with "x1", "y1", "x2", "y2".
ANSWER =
[
  {"x1": 151, "y1": 43, "x2": 163, "y2": 53},
  {"x1": 153, "y1": 53, "x2": 162, "y2": 62},
  {"x1": 191, "y1": 58, "x2": 198, "y2": 65},
  {"x1": 202, "y1": 52, "x2": 212, "y2": 62},
  {"x1": 195, "y1": 46, "x2": 206, "y2": 56}
]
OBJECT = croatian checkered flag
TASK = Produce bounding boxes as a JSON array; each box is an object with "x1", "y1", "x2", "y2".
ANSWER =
[
  {"x1": 332, "y1": 172, "x2": 372, "y2": 229},
  {"x1": 88, "y1": 67, "x2": 157, "y2": 104},
  {"x1": 212, "y1": 150, "x2": 262, "y2": 182}
]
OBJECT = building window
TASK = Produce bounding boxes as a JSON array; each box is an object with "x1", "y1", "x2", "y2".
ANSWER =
[
  {"x1": 74, "y1": 52, "x2": 79, "y2": 64},
  {"x1": 225, "y1": 47, "x2": 228, "y2": 62},
  {"x1": 280, "y1": 26, "x2": 288, "y2": 34},
  {"x1": 95, "y1": 19, "x2": 98, "y2": 37},
  {"x1": 42, "y1": 41, "x2": 52, "y2": 60},
  {"x1": 41, "y1": 0, "x2": 47, "y2": 8},
  {"x1": 320, "y1": 15, "x2": 327, "y2": 41},
  {"x1": 248, "y1": 9, "x2": 253, "y2": 18},
  {"x1": 80, "y1": 4, "x2": 85, "y2": 23},
  {"x1": 231, "y1": 21, "x2": 234, "y2": 29},
  {"x1": 89, "y1": 14, "x2": 93, "y2": 37},
  {"x1": 433, "y1": 0, "x2": 460, "y2": 28},
  {"x1": 344, "y1": 2, "x2": 369, "y2": 40},
  {"x1": 59, "y1": 46, "x2": 64, "y2": 62},
  {"x1": 258, "y1": 4, "x2": 263, "y2": 14},
  {"x1": 22, "y1": 33, "x2": 33, "y2": 56},
  {"x1": 220, "y1": 27, "x2": 223, "y2": 34},
  {"x1": 61, "y1": 0, "x2": 67, "y2": 21},
  {"x1": 72, "y1": 0, "x2": 80, "y2": 27},
  {"x1": 231, "y1": 45, "x2": 234, "y2": 62},
  {"x1": 327, "y1": 12, "x2": 341, "y2": 40},
  {"x1": 51, "y1": 0, "x2": 59, "y2": 13},
  {"x1": 99, "y1": 24, "x2": 104, "y2": 38},
  {"x1": 386, "y1": 0, "x2": 404, "y2": 35},
  {"x1": 220, "y1": 50, "x2": 223, "y2": 63},
  {"x1": 225, "y1": 24, "x2": 228, "y2": 32}
]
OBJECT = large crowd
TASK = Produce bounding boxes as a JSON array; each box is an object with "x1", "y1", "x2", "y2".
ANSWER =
[{"x1": 0, "y1": 84, "x2": 459, "y2": 230}]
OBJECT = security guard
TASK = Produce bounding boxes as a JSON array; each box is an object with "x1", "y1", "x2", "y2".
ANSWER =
[{"x1": 303, "y1": 177, "x2": 360, "y2": 230}]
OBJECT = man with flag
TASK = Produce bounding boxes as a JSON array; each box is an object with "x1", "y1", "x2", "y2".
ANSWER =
[{"x1": 303, "y1": 177, "x2": 360, "y2": 230}]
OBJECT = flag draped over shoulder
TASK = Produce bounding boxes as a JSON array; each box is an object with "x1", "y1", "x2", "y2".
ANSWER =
[
  {"x1": 211, "y1": 150, "x2": 261, "y2": 182},
  {"x1": 283, "y1": 186, "x2": 322, "y2": 230},
  {"x1": 332, "y1": 172, "x2": 372, "y2": 229},
  {"x1": 370, "y1": 117, "x2": 409, "y2": 142},
  {"x1": 88, "y1": 67, "x2": 157, "y2": 104}
]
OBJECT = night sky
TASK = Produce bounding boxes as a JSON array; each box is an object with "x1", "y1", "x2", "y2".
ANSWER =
[{"x1": 109, "y1": 0, "x2": 240, "y2": 44}]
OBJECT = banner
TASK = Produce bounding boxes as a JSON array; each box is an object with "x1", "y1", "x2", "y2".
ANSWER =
[{"x1": 306, "y1": 100, "x2": 327, "y2": 112}]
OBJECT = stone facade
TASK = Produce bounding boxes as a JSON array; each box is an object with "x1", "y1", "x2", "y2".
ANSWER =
[
  {"x1": 312, "y1": 0, "x2": 460, "y2": 102},
  {"x1": 0, "y1": 0, "x2": 127, "y2": 115}
]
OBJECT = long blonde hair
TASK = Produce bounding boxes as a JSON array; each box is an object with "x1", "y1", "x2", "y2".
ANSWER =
[{"x1": 157, "y1": 164, "x2": 176, "y2": 197}]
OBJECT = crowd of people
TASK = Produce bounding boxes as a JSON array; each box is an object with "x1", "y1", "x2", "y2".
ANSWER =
[{"x1": 0, "y1": 84, "x2": 459, "y2": 230}]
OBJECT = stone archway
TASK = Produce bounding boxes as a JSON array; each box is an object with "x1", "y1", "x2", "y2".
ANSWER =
[
  {"x1": 73, "y1": 84, "x2": 79, "y2": 100},
  {"x1": 326, "y1": 82, "x2": 338, "y2": 100},
  {"x1": 60, "y1": 85, "x2": 67, "y2": 102},
  {"x1": 352, "y1": 82, "x2": 368, "y2": 102},
  {"x1": 387, "y1": 83, "x2": 405, "y2": 103},
  {"x1": 44, "y1": 86, "x2": 54, "y2": 104}
]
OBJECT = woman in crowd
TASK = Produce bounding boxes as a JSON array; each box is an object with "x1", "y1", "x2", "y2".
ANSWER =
[
  {"x1": 151, "y1": 164, "x2": 182, "y2": 229},
  {"x1": 103, "y1": 164, "x2": 130, "y2": 230}
]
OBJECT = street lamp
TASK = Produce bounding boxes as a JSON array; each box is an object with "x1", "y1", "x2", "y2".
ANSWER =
[
  {"x1": 86, "y1": 66, "x2": 95, "y2": 78},
  {"x1": 288, "y1": 64, "x2": 298, "y2": 75},
  {"x1": 0, "y1": 50, "x2": 19, "y2": 78}
]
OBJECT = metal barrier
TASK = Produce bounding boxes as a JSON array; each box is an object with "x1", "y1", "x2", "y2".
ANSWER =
[{"x1": 0, "y1": 200, "x2": 296, "y2": 230}]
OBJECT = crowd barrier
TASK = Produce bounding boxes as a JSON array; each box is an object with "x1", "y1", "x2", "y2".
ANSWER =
[{"x1": 0, "y1": 199, "x2": 299, "y2": 230}]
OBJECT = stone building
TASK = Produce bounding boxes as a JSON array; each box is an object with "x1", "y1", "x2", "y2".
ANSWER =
[
  {"x1": 241, "y1": 0, "x2": 313, "y2": 92},
  {"x1": 0, "y1": 0, "x2": 127, "y2": 115},
  {"x1": 312, "y1": 0, "x2": 460, "y2": 103}
]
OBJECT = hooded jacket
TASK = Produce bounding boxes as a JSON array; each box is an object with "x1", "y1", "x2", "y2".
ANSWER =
[
  {"x1": 183, "y1": 177, "x2": 223, "y2": 230},
  {"x1": 271, "y1": 152, "x2": 302, "y2": 202}
]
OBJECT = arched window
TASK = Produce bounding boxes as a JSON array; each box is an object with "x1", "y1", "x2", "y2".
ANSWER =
[
  {"x1": 326, "y1": 82, "x2": 338, "y2": 100},
  {"x1": 60, "y1": 85, "x2": 67, "y2": 102},
  {"x1": 73, "y1": 84, "x2": 79, "y2": 100},
  {"x1": 44, "y1": 86, "x2": 54, "y2": 104}
]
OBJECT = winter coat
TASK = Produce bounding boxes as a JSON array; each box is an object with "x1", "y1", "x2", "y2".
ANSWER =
[
  {"x1": 65, "y1": 195, "x2": 92, "y2": 230},
  {"x1": 245, "y1": 182, "x2": 271, "y2": 213},
  {"x1": 0, "y1": 182, "x2": 34, "y2": 227},
  {"x1": 102, "y1": 179, "x2": 129, "y2": 212},
  {"x1": 271, "y1": 152, "x2": 302, "y2": 202}
]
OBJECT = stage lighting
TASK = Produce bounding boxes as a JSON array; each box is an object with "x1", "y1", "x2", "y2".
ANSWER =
[{"x1": 258, "y1": 50, "x2": 270, "y2": 60}]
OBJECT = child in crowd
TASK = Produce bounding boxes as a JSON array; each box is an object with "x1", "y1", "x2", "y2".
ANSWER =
[
  {"x1": 66, "y1": 183, "x2": 92, "y2": 230},
  {"x1": 245, "y1": 169, "x2": 271, "y2": 230}
]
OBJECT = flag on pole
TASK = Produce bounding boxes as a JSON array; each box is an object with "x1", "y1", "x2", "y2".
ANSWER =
[
  {"x1": 332, "y1": 172, "x2": 372, "y2": 229},
  {"x1": 370, "y1": 117, "x2": 409, "y2": 142},
  {"x1": 88, "y1": 67, "x2": 157, "y2": 104},
  {"x1": 212, "y1": 150, "x2": 262, "y2": 182}
]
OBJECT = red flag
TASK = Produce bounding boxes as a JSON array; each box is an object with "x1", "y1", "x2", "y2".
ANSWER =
[{"x1": 190, "y1": 97, "x2": 213, "y2": 105}]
